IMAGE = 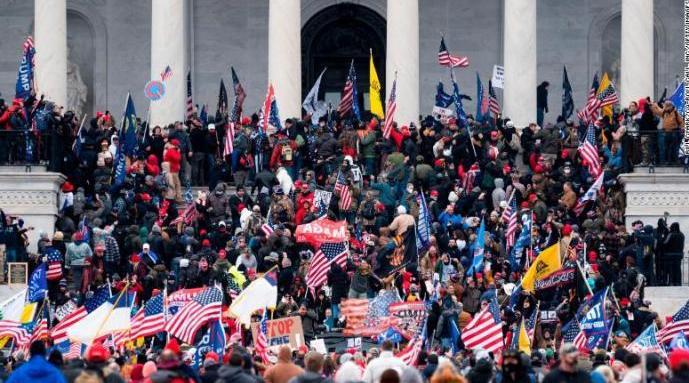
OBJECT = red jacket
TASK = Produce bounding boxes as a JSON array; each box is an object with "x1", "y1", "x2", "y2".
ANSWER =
[
  {"x1": 269, "y1": 139, "x2": 297, "y2": 170},
  {"x1": 164, "y1": 147, "x2": 182, "y2": 173},
  {"x1": 145, "y1": 154, "x2": 160, "y2": 176}
]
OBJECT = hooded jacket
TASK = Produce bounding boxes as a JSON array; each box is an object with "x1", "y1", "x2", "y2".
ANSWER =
[{"x1": 6, "y1": 355, "x2": 67, "y2": 383}]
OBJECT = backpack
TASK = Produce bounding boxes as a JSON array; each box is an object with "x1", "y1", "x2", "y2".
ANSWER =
[
  {"x1": 361, "y1": 200, "x2": 376, "y2": 220},
  {"x1": 281, "y1": 142, "x2": 293, "y2": 162}
]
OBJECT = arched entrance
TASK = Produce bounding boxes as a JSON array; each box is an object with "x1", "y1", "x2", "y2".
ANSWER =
[{"x1": 301, "y1": 4, "x2": 386, "y2": 117}]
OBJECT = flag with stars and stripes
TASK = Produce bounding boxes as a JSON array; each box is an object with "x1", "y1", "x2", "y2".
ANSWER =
[
  {"x1": 185, "y1": 70, "x2": 195, "y2": 119},
  {"x1": 130, "y1": 293, "x2": 165, "y2": 339},
  {"x1": 578, "y1": 125, "x2": 601, "y2": 178},
  {"x1": 334, "y1": 170, "x2": 352, "y2": 211},
  {"x1": 658, "y1": 299, "x2": 689, "y2": 343},
  {"x1": 230, "y1": 67, "x2": 246, "y2": 123},
  {"x1": 505, "y1": 197, "x2": 518, "y2": 250},
  {"x1": 383, "y1": 76, "x2": 397, "y2": 139},
  {"x1": 562, "y1": 318, "x2": 587, "y2": 350},
  {"x1": 0, "y1": 321, "x2": 30, "y2": 345},
  {"x1": 577, "y1": 74, "x2": 600, "y2": 124},
  {"x1": 438, "y1": 37, "x2": 469, "y2": 68},
  {"x1": 396, "y1": 319, "x2": 427, "y2": 366},
  {"x1": 525, "y1": 307, "x2": 538, "y2": 339},
  {"x1": 627, "y1": 324, "x2": 666, "y2": 357},
  {"x1": 50, "y1": 286, "x2": 110, "y2": 344},
  {"x1": 337, "y1": 60, "x2": 361, "y2": 120},
  {"x1": 573, "y1": 172, "x2": 604, "y2": 216},
  {"x1": 160, "y1": 65, "x2": 173, "y2": 82},
  {"x1": 461, "y1": 297, "x2": 503, "y2": 354},
  {"x1": 306, "y1": 242, "x2": 348, "y2": 290},
  {"x1": 259, "y1": 84, "x2": 275, "y2": 134},
  {"x1": 65, "y1": 340, "x2": 83, "y2": 360},
  {"x1": 223, "y1": 122, "x2": 235, "y2": 157},
  {"x1": 488, "y1": 80, "x2": 500, "y2": 117},
  {"x1": 45, "y1": 247, "x2": 63, "y2": 281},
  {"x1": 255, "y1": 310, "x2": 271, "y2": 364},
  {"x1": 166, "y1": 286, "x2": 222, "y2": 344}
]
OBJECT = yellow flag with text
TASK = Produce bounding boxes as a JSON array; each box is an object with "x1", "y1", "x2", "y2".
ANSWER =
[
  {"x1": 522, "y1": 243, "x2": 561, "y2": 292},
  {"x1": 597, "y1": 73, "x2": 613, "y2": 122},
  {"x1": 369, "y1": 51, "x2": 384, "y2": 119},
  {"x1": 517, "y1": 317, "x2": 531, "y2": 354}
]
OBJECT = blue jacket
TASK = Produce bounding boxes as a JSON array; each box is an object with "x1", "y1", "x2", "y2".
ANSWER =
[{"x1": 7, "y1": 356, "x2": 67, "y2": 383}]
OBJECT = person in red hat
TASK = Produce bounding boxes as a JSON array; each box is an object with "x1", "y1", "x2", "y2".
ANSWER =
[
  {"x1": 163, "y1": 138, "x2": 183, "y2": 203},
  {"x1": 151, "y1": 338, "x2": 197, "y2": 383},
  {"x1": 669, "y1": 348, "x2": 689, "y2": 382}
]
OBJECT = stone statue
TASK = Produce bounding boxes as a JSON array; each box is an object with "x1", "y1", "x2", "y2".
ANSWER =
[{"x1": 66, "y1": 55, "x2": 87, "y2": 116}]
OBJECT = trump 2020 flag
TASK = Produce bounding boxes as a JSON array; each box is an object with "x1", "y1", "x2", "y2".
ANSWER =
[
  {"x1": 15, "y1": 36, "x2": 35, "y2": 100},
  {"x1": 28, "y1": 263, "x2": 47, "y2": 303},
  {"x1": 193, "y1": 320, "x2": 226, "y2": 370},
  {"x1": 416, "y1": 192, "x2": 431, "y2": 252},
  {"x1": 122, "y1": 93, "x2": 138, "y2": 156},
  {"x1": 578, "y1": 287, "x2": 611, "y2": 350},
  {"x1": 627, "y1": 323, "x2": 666, "y2": 356}
]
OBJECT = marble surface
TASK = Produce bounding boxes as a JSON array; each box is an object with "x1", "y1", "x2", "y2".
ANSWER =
[
  {"x1": 34, "y1": 0, "x2": 67, "y2": 108},
  {"x1": 386, "y1": 0, "x2": 419, "y2": 127},
  {"x1": 621, "y1": 0, "x2": 654, "y2": 105},
  {"x1": 269, "y1": 0, "x2": 302, "y2": 119}
]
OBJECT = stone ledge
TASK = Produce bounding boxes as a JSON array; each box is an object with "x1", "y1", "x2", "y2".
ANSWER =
[{"x1": 645, "y1": 286, "x2": 689, "y2": 320}]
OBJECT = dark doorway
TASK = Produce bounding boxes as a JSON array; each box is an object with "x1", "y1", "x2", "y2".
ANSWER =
[{"x1": 302, "y1": 4, "x2": 386, "y2": 115}]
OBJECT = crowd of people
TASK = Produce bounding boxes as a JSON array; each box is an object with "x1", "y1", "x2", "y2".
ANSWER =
[{"x1": 0, "y1": 75, "x2": 687, "y2": 383}]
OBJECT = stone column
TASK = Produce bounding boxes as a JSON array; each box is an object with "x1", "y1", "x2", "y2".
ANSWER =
[
  {"x1": 386, "y1": 0, "x2": 419, "y2": 127},
  {"x1": 34, "y1": 0, "x2": 67, "y2": 108},
  {"x1": 150, "y1": 0, "x2": 186, "y2": 127},
  {"x1": 503, "y1": 0, "x2": 537, "y2": 129},
  {"x1": 269, "y1": 0, "x2": 301, "y2": 119},
  {"x1": 621, "y1": 0, "x2": 654, "y2": 105}
]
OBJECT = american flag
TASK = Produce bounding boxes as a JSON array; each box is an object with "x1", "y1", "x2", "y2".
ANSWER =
[
  {"x1": 23, "y1": 35, "x2": 34, "y2": 52},
  {"x1": 0, "y1": 321, "x2": 30, "y2": 345},
  {"x1": 166, "y1": 286, "x2": 222, "y2": 344},
  {"x1": 461, "y1": 298, "x2": 503, "y2": 354},
  {"x1": 65, "y1": 341, "x2": 82, "y2": 360},
  {"x1": 306, "y1": 242, "x2": 348, "y2": 290},
  {"x1": 396, "y1": 320, "x2": 426, "y2": 366},
  {"x1": 562, "y1": 318, "x2": 587, "y2": 350},
  {"x1": 577, "y1": 74, "x2": 600, "y2": 124},
  {"x1": 130, "y1": 293, "x2": 165, "y2": 339},
  {"x1": 160, "y1": 65, "x2": 173, "y2": 81},
  {"x1": 223, "y1": 122, "x2": 235, "y2": 156},
  {"x1": 260, "y1": 84, "x2": 275, "y2": 134},
  {"x1": 658, "y1": 299, "x2": 689, "y2": 343},
  {"x1": 383, "y1": 77, "x2": 397, "y2": 139},
  {"x1": 525, "y1": 308, "x2": 538, "y2": 339},
  {"x1": 51, "y1": 286, "x2": 110, "y2": 344},
  {"x1": 261, "y1": 222, "x2": 274, "y2": 237},
  {"x1": 597, "y1": 81, "x2": 618, "y2": 107},
  {"x1": 230, "y1": 67, "x2": 246, "y2": 123},
  {"x1": 462, "y1": 164, "x2": 479, "y2": 191},
  {"x1": 185, "y1": 70, "x2": 195, "y2": 120},
  {"x1": 505, "y1": 198, "x2": 518, "y2": 250},
  {"x1": 45, "y1": 247, "x2": 63, "y2": 281},
  {"x1": 29, "y1": 317, "x2": 49, "y2": 344},
  {"x1": 578, "y1": 125, "x2": 601, "y2": 178},
  {"x1": 438, "y1": 37, "x2": 469, "y2": 68},
  {"x1": 334, "y1": 170, "x2": 352, "y2": 211},
  {"x1": 337, "y1": 60, "x2": 360, "y2": 119},
  {"x1": 170, "y1": 203, "x2": 198, "y2": 226},
  {"x1": 255, "y1": 310, "x2": 270, "y2": 364},
  {"x1": 573, "y1": 171, "x2": 604, "y2": 216},
  {"x1": 488, "y1": 80, "x2": 500, "y2": 116}
]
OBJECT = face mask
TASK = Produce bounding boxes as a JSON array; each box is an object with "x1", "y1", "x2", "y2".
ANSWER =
[
  {"x1": 407, "y1": 186, "x2": 414, "y2": 194},
  {"x1": 443, "y1": 148, "x2": 452, "y2": 157},
  {"x1": 457, "y1": 240, "x2": 467, "y2": 250}
]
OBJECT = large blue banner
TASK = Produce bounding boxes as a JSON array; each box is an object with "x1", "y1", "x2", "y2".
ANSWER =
[{"x1": 15, "y1": 37, "x2": 35, "y2": 100}]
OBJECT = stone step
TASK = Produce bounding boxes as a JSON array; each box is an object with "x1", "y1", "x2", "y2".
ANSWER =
[
  {"x1": 644, "y1": 286, "x2": 689, "y2": 320},
  {"x1": 632, "y1": 165, "x2": 685, "y2": 174},
  {"x1": 0, "y1": 165, "x2": 47, "y2": 173}
]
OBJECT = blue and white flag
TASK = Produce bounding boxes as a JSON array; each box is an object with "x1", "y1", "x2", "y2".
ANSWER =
[
  {"x1": 467, "y1": 218, "x2": 485, "y2": 275},
  {"x1": 378, "y1": 326, "x2": 403, "y2": 345},
  {"x1": 416, "y1": 192, "x2": 431, "y2": 252},
  {"x1": 508, "y1": 212, "x2": 532, "y2": 270},
  {"x1": 450, "y1": 70, "x2": 468, "y2": 129},
  {"x1": 669, "y1": 82, "x2": 685, "y2": 116},
  {"x1": 578, "y1": 287, "x2": 611, "y2": 350},
  {"x1": 303, "y1": 68, "x2": 328, "y2": 123},
  {"x1": 627, "y1": 324, "x2": 666, "y2": 356},
  {"x1": 28, "y1": 263, "x2": 47, "y2": 303},
  {"x1": 193, "y1": 320, "x2": 226, "y2": 370},
  {"x1": 669, "y1": 330, "x2": 689, "y2": 351},
  {"x1": 15, "y1": 36, "x2": 35, "y2": 100}
]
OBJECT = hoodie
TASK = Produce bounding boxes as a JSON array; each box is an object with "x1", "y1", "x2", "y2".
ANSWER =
[
  {"x1": 6, "y1": 356, "x2": 67, "y2": 383},
  {"x1": 216, "y1": 365, "x2": 260, "y2": 383}
]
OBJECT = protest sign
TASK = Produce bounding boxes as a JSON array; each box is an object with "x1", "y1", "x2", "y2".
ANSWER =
[{"x1": 251, "y1": 316, "x2": 306, "y2": 350}]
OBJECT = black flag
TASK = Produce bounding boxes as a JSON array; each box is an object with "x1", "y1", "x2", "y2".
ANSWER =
[
  {"x1": 561, "y1": 66, "x2": 574, "y2": 120},
  {"x1": 216, "y1": 78, "x2": 228, "y2": 121}
]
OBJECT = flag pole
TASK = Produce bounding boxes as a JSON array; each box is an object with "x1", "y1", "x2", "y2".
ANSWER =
[
  {"x1": 94, "y1": 282, "x2": 130, "y2": 341},
  {"x1": 575, "y1": 261, "x2": 594, "y2": 296}
]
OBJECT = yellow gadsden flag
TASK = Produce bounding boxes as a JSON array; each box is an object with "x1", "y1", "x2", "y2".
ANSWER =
[
  {"x1": 517, "y1": 317, "x2": 532, "y2": 354},
  {"x1": 369, "y1": 50, "x2": 384, "y2": 119},
  {"x1": 597, "y1": 72, "x2": 614, "y2": 121},
  {"x1": 522, "y1": 243, "x2": 561, "y2": 292}
]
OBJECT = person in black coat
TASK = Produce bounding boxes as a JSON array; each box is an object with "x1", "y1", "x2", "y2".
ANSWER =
[
  {"x1": 664, "y1": 222, "x2": 685, "y2": 286},
  {"x1": 327, "y1": 262, "x2": 348, "y2": 320},
  {"x1": 537, "y1": 81, "x2": 549, "y2": 127}
]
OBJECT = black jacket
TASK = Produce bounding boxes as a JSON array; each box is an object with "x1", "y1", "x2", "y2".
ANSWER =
[{"x1": 216, "y1": 365, "x2": 261, "y2": 383}]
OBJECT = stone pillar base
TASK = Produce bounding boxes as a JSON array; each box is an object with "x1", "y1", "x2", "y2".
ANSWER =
[{"x1": 0, "y1": 169, "x2": 65, "y2": 254}]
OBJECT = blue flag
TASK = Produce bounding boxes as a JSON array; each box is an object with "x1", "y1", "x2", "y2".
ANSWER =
[
  {"x1": 467, "y1": 218, "x2": 485, "y2": 275},
  {"x1": 450, "y1": 319, "x2": 461, "y2": 354},
  {"x1": 509, "y1": 212, "x2": 531, "y2": 270},
  {"x1": 669, "y1": 82, "x2": 685, "y2": 115},
  {"x1": 669, "y1": 330, "x2": 689, "y2": 351},
  {"x1": 15, "y1": 36, "x2": 35, "y2": 100},
  {"x1": 476, "y1": 73, "x2": 486, "y2": 122},
  {"x1": 121, "y1": 94, "x2": 138, "y2": 156},
  {"x1": 435, "y1": 82, "x2": 454, "y2": 108},
  {"x1": 378, "y1": 326, "x2": 404, "y2": 345},
  {"x1": 28, "y1": 263, "x2": 47, "y2": 302},
  {"x1": 628, "y1": 324, "x2": 666, "y2": 356},
  {"x1": 416, "y1": 192, "x2": 431, "y2": 252},
  {"x1": 193, "y1": 320, "x2": 226, "y2": 370},
  {"x1": 450, "y1": 70, "x2": 468, "y2": 129},
  {"x1": 199, "y1": 104, "x2": 208, "y2": 126},
  {"x1": 562, "y1": 66, "x2": 574, "y2": 119},
  {"x1": 578, "y1": 287, "x2": 611, "y2": 349}
]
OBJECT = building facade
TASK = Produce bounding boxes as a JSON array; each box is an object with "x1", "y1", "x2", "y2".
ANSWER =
[{"x1": 0, "y1": 0, "x2": 682, "y2": 127}]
